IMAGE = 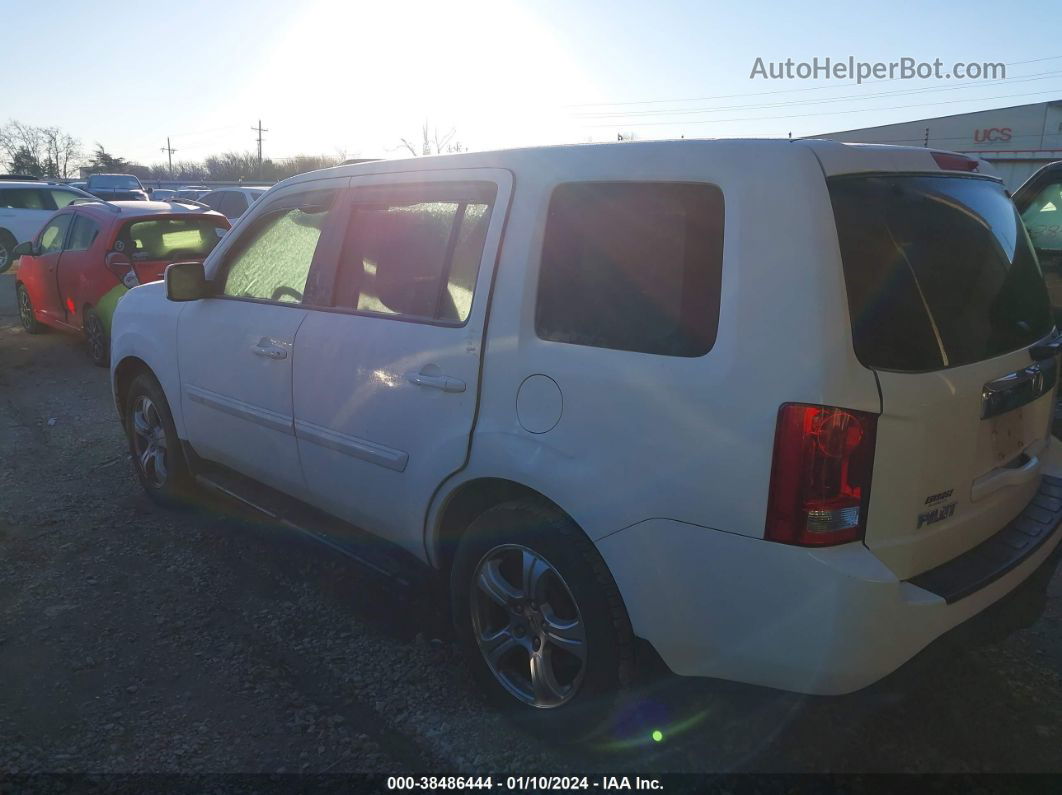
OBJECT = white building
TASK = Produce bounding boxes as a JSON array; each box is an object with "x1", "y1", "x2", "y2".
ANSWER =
[{"x1": 818, "y1": 100, "x2": 1062, "y2": 187}]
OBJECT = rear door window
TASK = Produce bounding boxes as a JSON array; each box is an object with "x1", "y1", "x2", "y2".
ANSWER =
[
  {"x1": 536, "y1": 182, "x2": 724, "y2": 357},
  {"x1": 0, "y1": 188, "x2": 49, "y2": 210},
  {"x1": 829, "y1": 175, "x2": 1051, "y2": 372},
  {"x1": 66, "y1": 215, "x2": 101, "y2": 252},
  {"x1": 332, "y1": 183, "x2": 497, "y2": 324}
]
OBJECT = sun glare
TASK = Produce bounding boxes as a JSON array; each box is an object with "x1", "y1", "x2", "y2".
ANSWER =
[{"x1": 243, "y1": 0, "x2": 600, "y2": 157}]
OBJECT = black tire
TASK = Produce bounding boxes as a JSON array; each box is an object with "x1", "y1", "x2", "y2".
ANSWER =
[
  {"x1": 83, "y1": 307, "x2": 109, "y2": 367},
  {"x1": 16, "y1": 282, "x2": 44, "y2": 334},
  {"x1": 0, "y1": 231, "x2": 15, "y2": 274},
  {"x1": 451, "y1": 500, "x2": 635, "y2": 741},
  {"x1": 124, "y1": 372, "x2": 192, "y2": 508}
]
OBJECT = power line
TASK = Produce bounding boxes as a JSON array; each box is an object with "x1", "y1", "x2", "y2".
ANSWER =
[
  {"x1": 565, "y1": 54, "x2": 1062, "y2": 109},
  {"x1": 572, "y1": 70, "x2": 1062, "y2": 120},
  {"x1": 252, "y1": 120, "x2": 268, "y2": 176},
  {"x1": 160, "y1": 137, "x2": 177, "y2": 177},
  {"x1": 581, "y1": 87, "x2": 1062, "y2": 129}
]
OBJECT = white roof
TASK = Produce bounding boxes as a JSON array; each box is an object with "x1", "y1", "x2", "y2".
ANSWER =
[
  {"x1": 275, "y1": 138, "x2": 989, "y2": 189},
  {"x1": 0, "y1": 181, "x2": 80, "y2": 189}
]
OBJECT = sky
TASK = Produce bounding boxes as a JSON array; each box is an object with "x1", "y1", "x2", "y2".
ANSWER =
[{"x1": 3, "y1": 0, "x2": 1061, "y2": 168}]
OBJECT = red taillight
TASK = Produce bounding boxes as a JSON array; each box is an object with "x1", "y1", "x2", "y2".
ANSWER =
[
  {"x1": 931, "y1": 151, "x2": 979, "y2": 172},
  {"x1": 765, "y1": 403, "x2": 878, "y2": 546}
]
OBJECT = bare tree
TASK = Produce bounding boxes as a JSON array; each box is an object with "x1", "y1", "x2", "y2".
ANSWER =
[
  {"x1": 41, "y1": 127, "x2": 83, "y2": 178},
  {"x1": 399, "y1": 120, "x2": 464, "y2": 156},
  {"x1": 0, "y1": 120, "x2": 46, "y2": 176},
  {"x1": 0, "y1": 121, "x2": 83, "y2": 178}
]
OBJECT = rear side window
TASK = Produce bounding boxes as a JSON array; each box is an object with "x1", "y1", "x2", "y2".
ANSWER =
[
  {"x1": 830, "y1": 175, "x2": 1051, "y2": 372},
  {"x1": 332, "y1": 183, "x2": 497, "y2": 324},
  {"x1": 536, "y1": 182, "x2": 724, "y2": 357},
  {"x1": 50, "y1": 190, "x2": 82, "y2": 209},
  {"x1": 222, "y1": 190, "x2": 336, "y2": 303}
]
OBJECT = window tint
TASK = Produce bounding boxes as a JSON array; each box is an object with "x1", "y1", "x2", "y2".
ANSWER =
[
  {"x1": 88, "y1": 175, "x2": 140, "y2": 189},
  {"x1": 222, "y1": 190, "x2": 336, "y2": 303},
  {"x1": 536, "y1": 182, "x2": 724, "y2": 357},
  {"x1": 1021, "y1": 180, "x2": 1062, "y2": 253},
  {"x1": 66, "y1": 215, "x2": 101, "y2": 252},
  {"x1": 50, "y1": 190, "x2": 82, "y2": 209},
  {"x1": 39, "y1": 215, "x2": 72, "y2": 255},
  {"x1": 333, "y1": 183, "x2": 497, "y2": 324},
  {"x1": 202, "y1": 192, "x2": 226, "y2": 211},
  {"x1": 0, "y1": 188, "x2": 48, "y2": 210},
  {"x1": 118, "y1": 217, "x2": 227, "y2": 260},
  {"x1": 220, "y1": 192, "x2": 248, "y2": 218},
  {"x1": 830, "y1": 175, "x2": 1051, "y2": 372}
]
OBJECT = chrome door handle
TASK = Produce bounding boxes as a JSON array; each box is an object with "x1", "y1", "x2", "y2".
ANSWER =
[{"x1": 406, "y1": 372, "x2": 466, "y2": 393}]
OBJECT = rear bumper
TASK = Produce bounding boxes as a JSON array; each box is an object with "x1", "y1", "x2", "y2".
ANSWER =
[
  {"x1": 910, "y1": 476, "x2": 1062, "y2": 602},
  {"x1": 596, "y1": 482, "x2": 1062, "y2": 696}
]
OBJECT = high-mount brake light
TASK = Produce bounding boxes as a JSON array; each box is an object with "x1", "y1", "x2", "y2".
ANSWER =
[
  {"x1": 931, "y1": 152, "x2": 980, "y2": 172},
  {"x1": 765, "y1": 403, "x2": 878, "y2": 546}
]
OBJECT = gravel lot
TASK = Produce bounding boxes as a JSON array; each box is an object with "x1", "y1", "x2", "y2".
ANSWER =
[{"x1": 3, "y1": 268, "x2": 1062, "y2": 777}]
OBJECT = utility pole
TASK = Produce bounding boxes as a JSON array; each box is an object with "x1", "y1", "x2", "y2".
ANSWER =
[
  {"x1": 252, "y1": 119, "x2": 268, "y2": 177},
  {"x1": 160, "y1": 137, "x2": 177, "y2": 179}
]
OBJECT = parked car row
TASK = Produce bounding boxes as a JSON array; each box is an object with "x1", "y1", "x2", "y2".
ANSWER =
[
  {"x1": 5, "y1": 142, "x2": 1062, "y2": 740},
  {"x1": 0, "y1": 176, "x2": 268, "y2": 276},
  {"x1": 7, "y1": 195, "x2": 229, "y2": 363}
]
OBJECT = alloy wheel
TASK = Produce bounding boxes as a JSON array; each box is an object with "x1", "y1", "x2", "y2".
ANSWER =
[
  {"x1": 17, "y1": 285, "x2": 34, "y2": 330},
  {"x1": 470, "y1": 544, "x2": 587, "y2": 708},
  {"x1": 0, "y1": 244, "x2": 9, "y2": 273},
  {"x1": 131, "y1": 396, "x2": 169, "y2": 488},
  {"x1": 85, "y1": 312, "x2": 106, "y2": 363}
]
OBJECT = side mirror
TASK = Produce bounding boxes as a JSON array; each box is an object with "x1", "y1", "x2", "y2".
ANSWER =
[
  {"x1": 145, "y1": 187, "x2": 153, "y2": 195},
  {"x1": 12, "y1": 241, "x2": 34, "y2": 258},
  {"x1": 166, "y1": 261, "x2": 210, "y2": 302}
]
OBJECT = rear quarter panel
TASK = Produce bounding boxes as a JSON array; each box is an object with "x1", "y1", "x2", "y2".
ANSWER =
[{"x1": 433, "y1": 143, "x2": 882, "y2": 554}]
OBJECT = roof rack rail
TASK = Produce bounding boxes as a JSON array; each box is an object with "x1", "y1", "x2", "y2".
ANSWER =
[
  {"x1": 68, "y1": 197, "x2": 122, "y2": 213},
  {"x1": 165, "y1": 197, "x2": 212, "y2": 210}
]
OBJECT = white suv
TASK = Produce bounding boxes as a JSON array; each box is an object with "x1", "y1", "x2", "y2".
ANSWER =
[
  {"x1": 110, "y1": 140, "x2": 1062, "y2": 737},
  {"x1": 199, "y1": 187, "x2": 268, "y2": 222},
  {"x1": 0, "y1": 181, "x2": 95, "y2": 272}
]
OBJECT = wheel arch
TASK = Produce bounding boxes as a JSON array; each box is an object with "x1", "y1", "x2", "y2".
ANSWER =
[
  {"x1": 429, "y1": 477, "x2": 580, "y2": 574},
  {"x1": 112, "y1": 355, "x2": 155, "y2": 425}
]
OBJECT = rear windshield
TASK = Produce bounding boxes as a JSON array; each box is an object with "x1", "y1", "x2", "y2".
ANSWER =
[
  {"x1": 118, "y1": 217, "x2": 227, "y2": 261},
  {"x1": 829, "y1": 174, "x2": 1051, "y2": 372}
]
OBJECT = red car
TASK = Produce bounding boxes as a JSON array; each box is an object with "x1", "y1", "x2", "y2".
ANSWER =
[{"x1": 13, "y1": 199, "x2": 230, "y2": 365}]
